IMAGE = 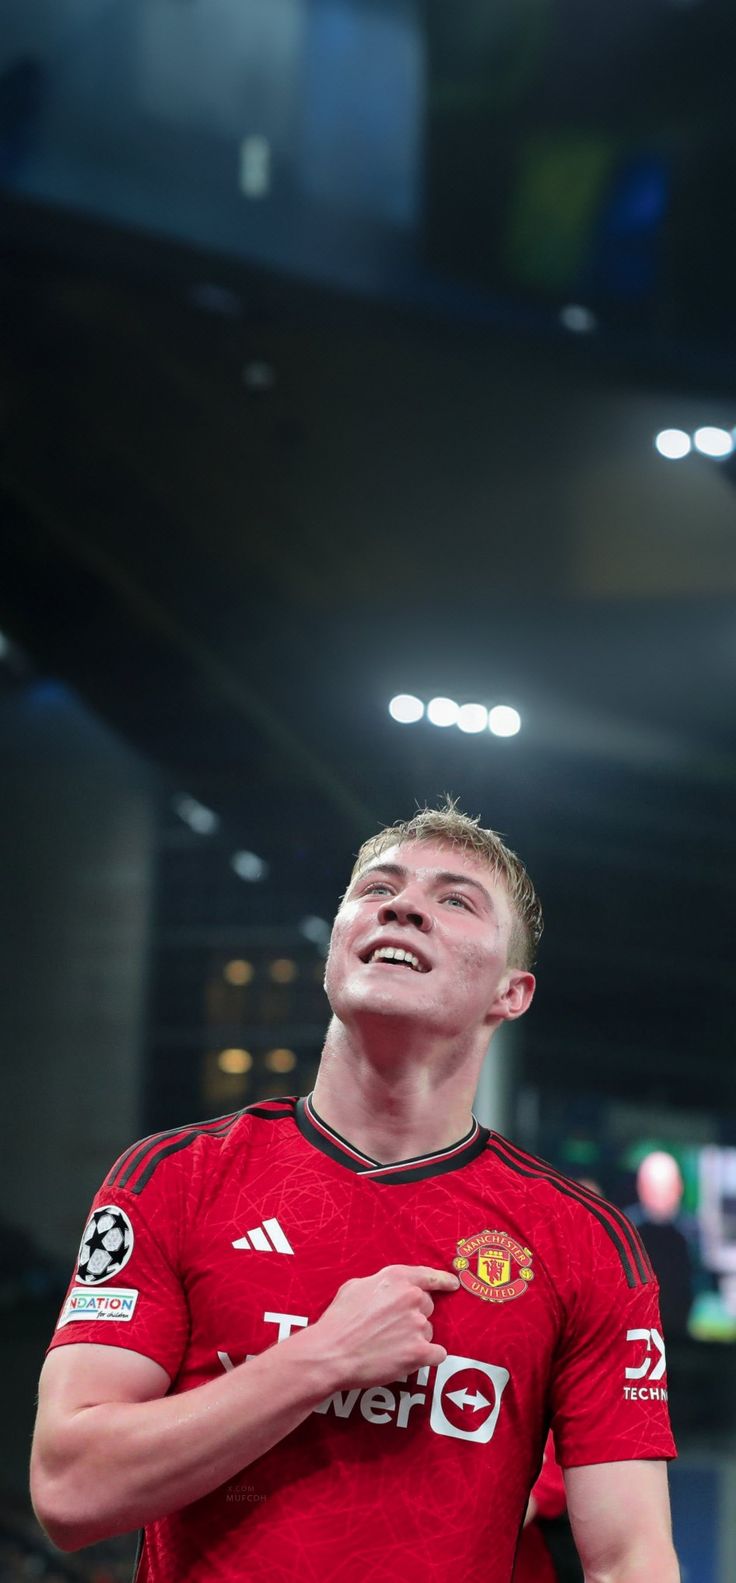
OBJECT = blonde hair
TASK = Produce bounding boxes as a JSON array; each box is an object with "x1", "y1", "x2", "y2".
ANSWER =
[{"x1": 349, "y1": 798, "x2": 543, "y2": 970}]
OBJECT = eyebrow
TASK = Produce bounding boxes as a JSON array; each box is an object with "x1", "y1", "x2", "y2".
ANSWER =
[{"x1": 356, "y1": 861, "x2": 494, "y2": 910}]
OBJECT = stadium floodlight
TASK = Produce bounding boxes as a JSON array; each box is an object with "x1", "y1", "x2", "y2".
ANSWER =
[
  {"x1": 231, "y1": 850, "x2": 268, "y2": 882},
  {"x1": 427, "y1": 696, "x2": 459, "y2": 727},
  {"x1": 172, "y1": 794, "x2": 219, "y2": 834},
  {"x1": 654, "y1": 429, "x2": 691, "y2": 460},
  {"x1": 693, "y1": 426, "x2": 734, "y2": 459},
  {"x1": 388, "y1": 694, "x2": 424, "y2": 724},
  {"x1": 489, "y1": 706, "x2": 521, "y2": 738},
  {"x1": 457, "y1": 703, "x2": 489, "y2": 734}
]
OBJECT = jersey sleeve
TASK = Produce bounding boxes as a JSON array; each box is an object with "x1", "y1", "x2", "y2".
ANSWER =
[
  {"x1": 46, "y1": 1153, "x2": 190, "y2": 1382},
  {"x1": 550, "y1": 1208, "x2": 677, "y2": 1469}
]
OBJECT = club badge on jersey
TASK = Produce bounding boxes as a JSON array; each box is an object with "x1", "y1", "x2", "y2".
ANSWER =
[{"x1": 453, "y1": 1228, "x2": 535, "y2": 1304}]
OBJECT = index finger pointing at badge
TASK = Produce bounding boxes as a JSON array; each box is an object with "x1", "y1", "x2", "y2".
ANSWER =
[{"x1": 402, "y1": 1267, "x2": 460, "y2": 1291}]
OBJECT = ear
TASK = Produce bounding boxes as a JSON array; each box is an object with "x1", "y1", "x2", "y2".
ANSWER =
[{"x1": 486, "y1": 971, "x2": 536, "y2": 1024}]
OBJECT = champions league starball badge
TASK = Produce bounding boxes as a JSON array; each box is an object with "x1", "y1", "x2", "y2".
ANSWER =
[{"x1": 76, "y1": 1205, "x2": 135, "y2": 1285}]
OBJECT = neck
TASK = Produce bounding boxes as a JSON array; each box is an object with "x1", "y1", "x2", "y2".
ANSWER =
[{"x1": 312, "y1": 1016, "x2": 496, "y2": 1163}]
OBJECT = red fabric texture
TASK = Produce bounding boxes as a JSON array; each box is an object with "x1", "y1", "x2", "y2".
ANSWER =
[{"x1": 49, "y1": 1102, "x2": 675, "y2": 1583}]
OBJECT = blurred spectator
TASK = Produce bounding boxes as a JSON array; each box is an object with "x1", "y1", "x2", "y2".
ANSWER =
[{"x1": 626, "y1": 1151, "x2": 696, "y2": 1339}]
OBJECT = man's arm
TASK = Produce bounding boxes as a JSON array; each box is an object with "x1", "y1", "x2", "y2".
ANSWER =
[
  {"x1": 31, "y1": 1264, "x2": 457, "y2": 1551},
  {"x1": 564, "y1": 1461, "x2": 679, "y2": 1583}
]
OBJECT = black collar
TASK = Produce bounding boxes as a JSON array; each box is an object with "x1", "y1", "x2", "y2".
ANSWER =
[{"x1": 295, "y1": 1094, "x2": 489, "y2": 1185}]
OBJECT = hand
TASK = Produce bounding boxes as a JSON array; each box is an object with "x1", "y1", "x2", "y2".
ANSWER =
[{"x1": 313, "y1": 1264, "x2": 459, "y2": 1388}]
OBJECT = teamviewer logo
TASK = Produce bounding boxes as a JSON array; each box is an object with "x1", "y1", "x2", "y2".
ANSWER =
[{"x1": 430, "y1": 1355, "x2": 510, "y2": 1442}]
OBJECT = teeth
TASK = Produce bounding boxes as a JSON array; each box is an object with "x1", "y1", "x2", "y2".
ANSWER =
[{"x1": 369, "y1": 946, "x2": 425, "y2": 972}]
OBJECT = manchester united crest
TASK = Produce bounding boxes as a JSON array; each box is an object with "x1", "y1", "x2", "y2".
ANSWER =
[{"x1": 453, "y1": 1229, "x2": 534, "y2": 1304}]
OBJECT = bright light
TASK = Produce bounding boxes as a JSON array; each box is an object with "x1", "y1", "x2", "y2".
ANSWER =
[
  {"x1": 389, "y1": 694, "x2": 424, "y2": 724},
  {"x1": 457, "y1": 703, "x2": 488, "y2": 734},
  {"x1": 223, "y1": 959, "x2": 254, "y2": 986},
  {"x1": 173, "y1": 794, "x2": 219, "y2": 835},
  {"x1": 427, "y1": 696, "x2": 459, "y2": 728},
  {"x1": 269, "y1": 958, "x2": 297, "y2": 984},
  {"x1": 654, "y1": 429, "x2": 691, "y2": 460},
  {"x1": 693, "y1": 426, "x2": 734, "y2": 459},
  {"x1": 265, "y1": 1047, "x2": 297, "y2": 1074},
  {"x1": 217, "y1": 1048, "x2": 253, "y2": 1075},
  {"x1": 489, "y1": 706, "x2": 521, "y2": 738},
  {"x1": 560, "y1": 303, "x2": 597, "y2": 334},
  {"x1": 231, "y1": 850, "x2": 268, "y2": 882}
]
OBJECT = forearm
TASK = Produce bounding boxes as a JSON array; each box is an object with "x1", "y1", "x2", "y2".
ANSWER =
[
  {"x1": 583, "y1": 1545, "x2": 680, "y2": 1583},
  {"x1": 32, "y1": 1327, "x2": 334, "y2": 1550}
]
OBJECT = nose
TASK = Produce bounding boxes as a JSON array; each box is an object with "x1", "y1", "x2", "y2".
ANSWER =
[{"x1": 377, "y1": 888, "x2": 433, "y2": 933}]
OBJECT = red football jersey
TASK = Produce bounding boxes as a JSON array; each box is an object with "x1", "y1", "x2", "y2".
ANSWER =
[
  {"x1": 512, "y1": 1432, "x2": 567, "y2": 1583},
  {"x1": 49, "y1": 1096, "x2": 676, "y2": 1583},
  {"x1": 513, "y1": 1523, "x2": 557, "y2": 1583},
  {"x1": 528, "y1": 1432, "x2": 567, "y2": 1522}
]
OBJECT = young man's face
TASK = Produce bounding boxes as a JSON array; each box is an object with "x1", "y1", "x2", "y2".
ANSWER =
[{"x1": 324, "y1": 839, "x2": 535, "y2": 1041}]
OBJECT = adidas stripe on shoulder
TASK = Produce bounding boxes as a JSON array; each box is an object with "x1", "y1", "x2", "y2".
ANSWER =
[
  {"x1": 486, "y1": 1133, "x2": 655, "y2": 1290},
  {"x1": 104, "y1": 1096, "x2": 297, "y2": 1196}
]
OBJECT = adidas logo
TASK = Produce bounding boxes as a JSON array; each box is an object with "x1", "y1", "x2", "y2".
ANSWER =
[{"x1": 232, "y1": 1218, "x2": 294, "y2": 1255}]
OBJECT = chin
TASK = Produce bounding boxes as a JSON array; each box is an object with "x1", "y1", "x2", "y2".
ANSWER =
[{"x1": 341, "y1": 990, "x2": 464, "y2": 1036}]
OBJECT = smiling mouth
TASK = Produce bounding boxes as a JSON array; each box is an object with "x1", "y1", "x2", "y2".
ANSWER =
[{"x1": 361, "y1": 946, "x2": 428, "y2": 973}]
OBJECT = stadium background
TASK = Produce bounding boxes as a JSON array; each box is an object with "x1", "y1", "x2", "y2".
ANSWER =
[{"x1": 1, "y1": 2, "x2": 735, "y2": 1578}]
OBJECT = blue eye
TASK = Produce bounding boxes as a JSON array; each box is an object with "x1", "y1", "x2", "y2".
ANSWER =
[{"x1": 444, "y1": 894, "x2": 471, "y2": 909}]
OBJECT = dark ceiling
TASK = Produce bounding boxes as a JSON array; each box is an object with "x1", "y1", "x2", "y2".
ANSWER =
[{"x1": 1, "y1": 0, "x2": 735, "y2": 1110}]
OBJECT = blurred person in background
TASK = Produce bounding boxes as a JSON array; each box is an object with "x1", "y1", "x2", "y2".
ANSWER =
[
  {"x1": 627, "y1": 1151, "x2": 696, "y2": 1339},
  {"x1": 31, "y1": 803, "x2": 678, "y2": 1583}
]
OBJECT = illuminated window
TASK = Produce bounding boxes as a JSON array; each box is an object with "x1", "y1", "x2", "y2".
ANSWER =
[
  {"x1": 269, "y1": 958, "x2": 297, "y2": 984},
  {"x1": 217, "y1": 1048, "x2": 253, "y2": 1075},
  {"x1": 265, "y1": 1048, "x2": 297, "y2": 1074},
  {"x1": 224, "y1": 959, "x2": 254, "y2": 986}
]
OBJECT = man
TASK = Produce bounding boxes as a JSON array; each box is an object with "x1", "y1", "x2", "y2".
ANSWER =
[
  {"x1": 627, "y1": 1151, "x2": 697, "y2": 1339},
  {"x1": 31, "y1": 802, "x2": 679, "y2": 1582}
]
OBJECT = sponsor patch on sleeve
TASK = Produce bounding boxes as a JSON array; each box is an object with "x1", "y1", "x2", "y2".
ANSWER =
[{"x1": 57, "y1": 1287, "x2": 139, "y2": 1327}]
